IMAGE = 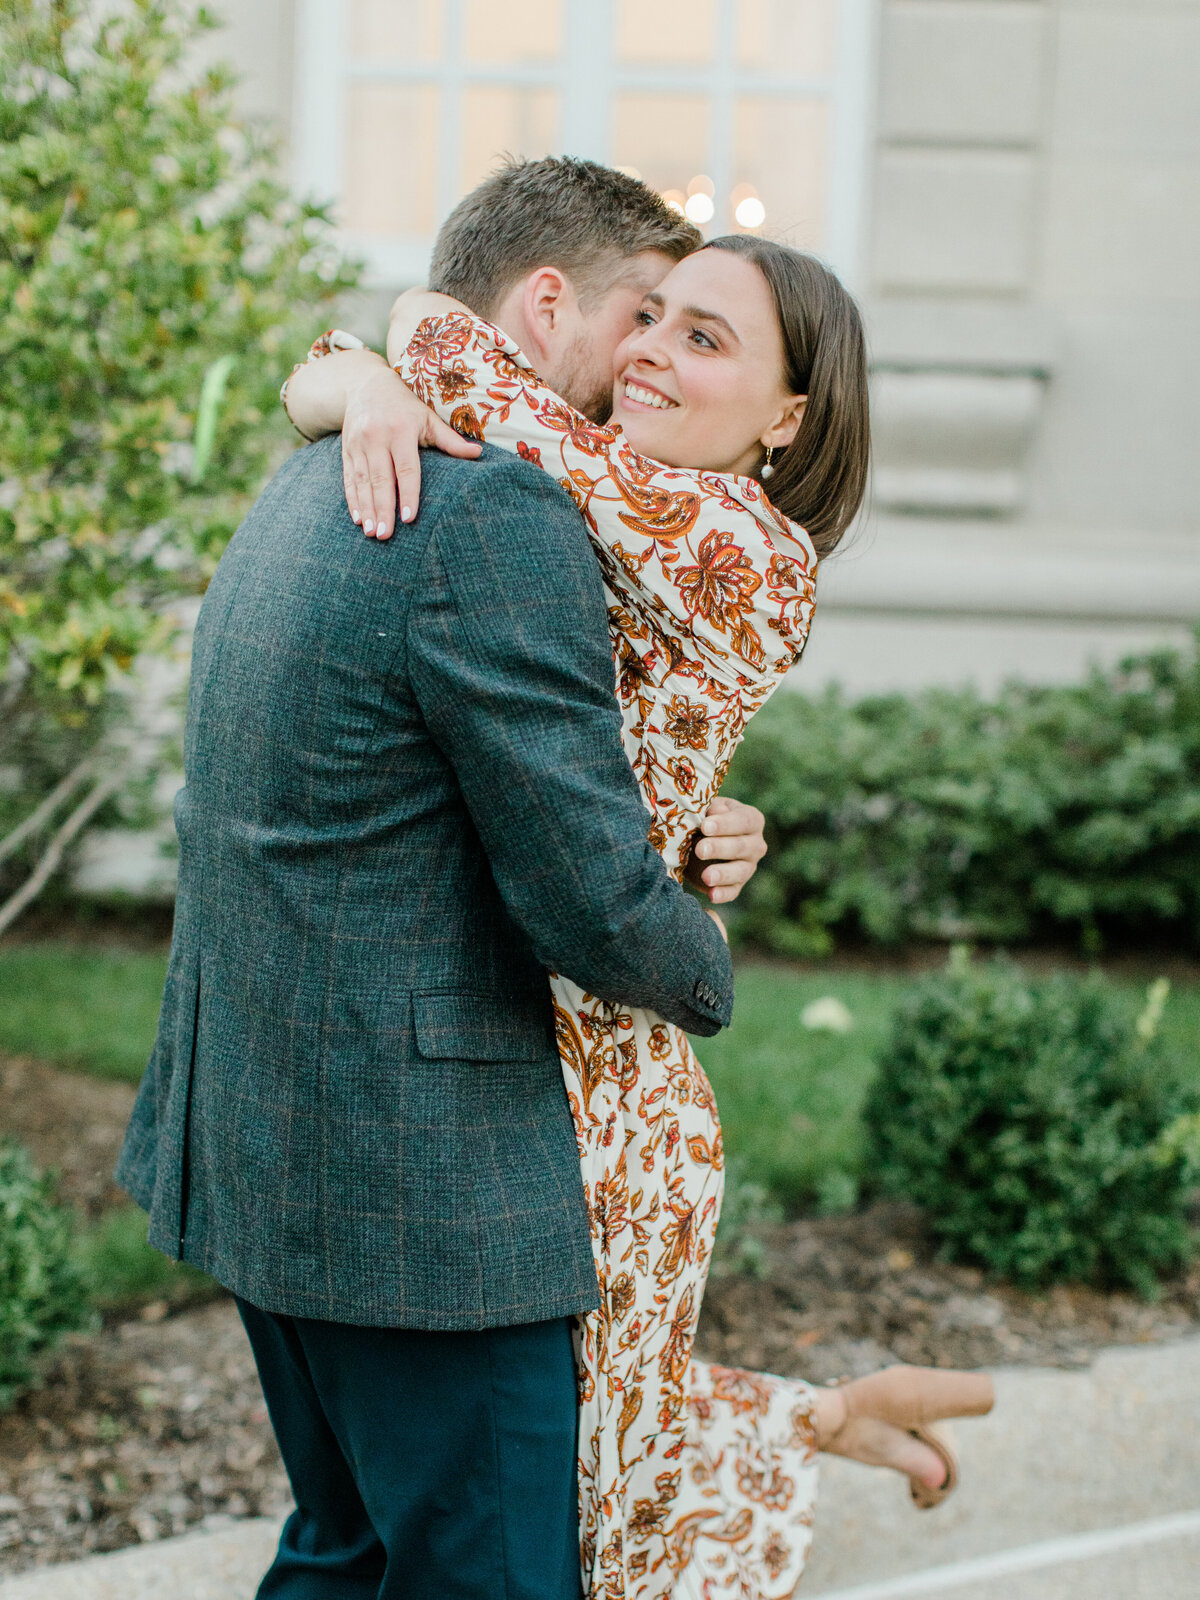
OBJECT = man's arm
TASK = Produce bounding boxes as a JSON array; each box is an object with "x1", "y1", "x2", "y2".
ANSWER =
[{"x1": 406, "y1": 450, "x2": 733, "y2": 1036}]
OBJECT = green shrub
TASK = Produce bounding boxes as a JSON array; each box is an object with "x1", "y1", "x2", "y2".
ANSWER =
[
  {"x1": 726, "y1": 634, "x2": 1200, "y2": 957},
  {"x1": 0, "y1": 0, "x2": 357, "y2": 920},
  {"x1": 74, "y1": 1203, "x2": 216, "y2": 1314},
  {"x1": 862, "y1": 953, "x2": 1200, "y2": 1294},
  {"x1": 0, "y1": 1140, "x2": 92, "y2": 1410}
]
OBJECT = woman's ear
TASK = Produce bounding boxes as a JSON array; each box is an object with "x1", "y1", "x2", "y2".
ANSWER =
[{"x1": 762, "y1": 394, "x2": 808, "y2": 452}]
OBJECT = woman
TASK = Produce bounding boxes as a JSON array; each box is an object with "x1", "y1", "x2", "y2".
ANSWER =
[{"x1": 283, "y1": 236, "x2": 994, "y2": 1600}]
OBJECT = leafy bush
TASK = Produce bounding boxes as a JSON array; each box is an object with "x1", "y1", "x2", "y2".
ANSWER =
[
  {"x1": 0, "y1": 1140, "x2": 92, "y2": 1410},
  {"x1": 0, "y1": 0, "x2": 356, "y2": 925},
  {"x1": 74, "y1": 1203, "x2": 216, "y2": 1315},
  {"x1": 862, "y1": 953, "x2": 1200, "y2": 1294},
  {"x1": 726, "y1": 635, "x2": 1200, "y2": 957}
]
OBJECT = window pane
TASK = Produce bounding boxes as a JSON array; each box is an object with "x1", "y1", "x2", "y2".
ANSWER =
[
  {"x1": 349, "y1": 0, "x2": 444, "y2": 62},
  {"x1": 733, "y1": 96, "x2": 828, "y2": 249},
  {"x1": 342, "y1": 84, "x2": 440, "y2": 237},
  {"x1": 616, "y1": 0, "x2": 715, "y2": 65},
  {"x1": 460, "y1": 87, "x2": 560, "y2": 198},
  {"x1": 464, "y1": 0, "x2": 563, "y2": 63},
  {"x1": 613, "y1": 93, "x2": 710, "y2": 207},
  {"x1": 737, "y1": 0, "x2": 836, "y2": 76}
]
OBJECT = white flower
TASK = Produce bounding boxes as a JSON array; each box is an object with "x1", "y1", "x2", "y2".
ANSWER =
[{"x1": 800, "y1": 996, "x2": 855, "y2": 1034}]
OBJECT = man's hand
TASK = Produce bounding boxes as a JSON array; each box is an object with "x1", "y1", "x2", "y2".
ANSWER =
[{"x1": 685, "y1": 796, "x2": 767, "y2": 905}]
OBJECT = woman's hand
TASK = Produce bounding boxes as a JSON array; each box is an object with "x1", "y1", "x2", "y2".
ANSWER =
[
  {"x1": 341, "y1": 364, "x2": 481, "y2": 540},
  {"x1": 685, "y1": 796, "x2": 768, "y2": 905}
]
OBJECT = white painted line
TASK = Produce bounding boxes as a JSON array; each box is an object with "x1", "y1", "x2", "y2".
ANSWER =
[{"x1": 811, "y1": 1509, "x2": 1200, "y2": 1599}]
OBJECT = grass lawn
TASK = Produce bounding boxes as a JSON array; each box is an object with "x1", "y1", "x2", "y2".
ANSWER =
[
  {"x1": 692, "y1": 965, "x2": 907, "y2": 1212},
  {"x1": 691, "y1": 958, "x2": 1200, "y2": 1212},
  {"x1": 1, "y1": 939, "x2": 1196, "y2": 1212},
  {"x1": 0, "y1": 942, "x2": 168, "y2": 1083}
]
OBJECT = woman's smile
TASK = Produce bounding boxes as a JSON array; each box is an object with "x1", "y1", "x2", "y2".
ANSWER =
[{"x1": 620, "y1": 377, "x2": 678, "y2": 411}]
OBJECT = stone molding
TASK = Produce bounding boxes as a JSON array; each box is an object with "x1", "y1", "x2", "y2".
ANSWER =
[{"x1": 866, "y1": 299, "x2": 1059, "y2": 518}]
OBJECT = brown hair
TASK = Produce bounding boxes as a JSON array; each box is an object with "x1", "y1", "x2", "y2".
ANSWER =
[
  {"x1": 429, "y1": 156, "x2": 701, "y2": 318},
  {"x1": 706, "y1": 235, "x2": 870, "y2": 559}
]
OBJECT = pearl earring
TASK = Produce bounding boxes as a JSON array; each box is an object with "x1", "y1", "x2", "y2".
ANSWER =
[{"x1": 760, "y1": 446, "x2": 776, "y2": 481}]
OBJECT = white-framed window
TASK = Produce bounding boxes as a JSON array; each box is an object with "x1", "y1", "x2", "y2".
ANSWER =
[{"x1": 293, "y1": 0, "x2": 876, "y2": 289}]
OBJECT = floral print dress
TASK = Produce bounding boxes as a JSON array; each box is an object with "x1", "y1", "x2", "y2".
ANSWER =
[{"x1": 295, "y1": 314, "x2": 822, "y2": 1600}]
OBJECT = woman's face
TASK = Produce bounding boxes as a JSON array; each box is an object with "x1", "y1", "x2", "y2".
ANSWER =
[{"x1": 609, "y1": 248, "x2": 806, "y2": 476}]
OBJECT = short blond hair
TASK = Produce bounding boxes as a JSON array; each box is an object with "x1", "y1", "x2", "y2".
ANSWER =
[{"x1": 430, "y1": 156, "x2": 701, "y2": 316}]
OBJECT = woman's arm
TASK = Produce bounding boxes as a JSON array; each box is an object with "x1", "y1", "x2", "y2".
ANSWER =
[
  {"x1": 283, "y1": 340, "x2": 391, "y2": 442},
  {"x1": 386, "y1": 288, "x2": 467, "y2": 368},
  {"x1": 282, "y1": 327, "x2": 481, "y2": 537}
]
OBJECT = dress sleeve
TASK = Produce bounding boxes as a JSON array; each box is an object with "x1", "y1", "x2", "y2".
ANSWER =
[{"x1": 396, "y1": 312, "x2": 819, "y2": 691}]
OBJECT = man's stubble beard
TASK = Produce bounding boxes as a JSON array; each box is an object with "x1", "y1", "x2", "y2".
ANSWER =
[{"x1": 553, "y1": 330, "x2": 616, "y2": 425}]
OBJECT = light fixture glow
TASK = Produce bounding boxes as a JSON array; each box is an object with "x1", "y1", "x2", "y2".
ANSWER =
[
  {"x1": 735, "y1": 196, "x2": 767, "y2": 228},
  {"x1": 685, "y1": 192, "x2": 715, "y2": 224},
  {"x1": 661, "y1": 188, "x2": 686, "y2": 215},
  {"x1": 686, "y1": 174, "x2": 715, "y2": 198}
]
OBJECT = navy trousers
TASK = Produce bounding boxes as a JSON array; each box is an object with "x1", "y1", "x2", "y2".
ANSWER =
[{"x1": 237, "y1": 1299, "x2": 583, "y2": 1600}]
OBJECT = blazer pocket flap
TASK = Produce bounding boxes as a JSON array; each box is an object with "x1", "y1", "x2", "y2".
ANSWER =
[{"x1": 412, "y1": 992, "x2": 546, "y2": 1062}]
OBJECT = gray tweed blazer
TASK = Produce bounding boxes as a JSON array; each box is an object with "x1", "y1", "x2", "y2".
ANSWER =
[{"x1": 116, "y1": 435, "x2": 733, "y2": 1329}]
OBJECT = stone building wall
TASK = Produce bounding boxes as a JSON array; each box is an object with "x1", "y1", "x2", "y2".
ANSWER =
[{"x1": 809, "y1": 0, "x2": 1200, "y2": 692}]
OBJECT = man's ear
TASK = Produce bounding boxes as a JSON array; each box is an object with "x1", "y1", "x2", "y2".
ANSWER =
[
  {"x1": 520, "y1": 267, "x2": 573, "y2": 364},
  {"x1": 763, "y1": 394, "x2": 808, "y2": 452}
]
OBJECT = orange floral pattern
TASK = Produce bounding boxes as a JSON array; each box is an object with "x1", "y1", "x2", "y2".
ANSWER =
[{"x1": 297, "y1": 319, "x2": 821, "y2": 1600}]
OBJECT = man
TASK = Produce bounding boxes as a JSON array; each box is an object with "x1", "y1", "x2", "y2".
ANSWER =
[{"x1": 117, "y1": 159, "x2": 765, "y2": 1600}]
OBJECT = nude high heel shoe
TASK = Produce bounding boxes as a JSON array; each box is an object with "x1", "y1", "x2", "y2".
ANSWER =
[{"x1": 829, "y1": 1365, "x2": 995, "y2": 1510}]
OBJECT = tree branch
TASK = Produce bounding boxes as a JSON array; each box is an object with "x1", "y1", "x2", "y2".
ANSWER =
[
  {"x1": 0, "y1": 770, "x2": 122, "y2": 938},
  {"x1": 0, "y1": 754, "x2": 99, "y2": 868}
]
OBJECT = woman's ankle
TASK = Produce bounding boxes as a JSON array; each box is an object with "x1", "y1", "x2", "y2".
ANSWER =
[{"x1": 814, "y1": 1385, "x2": 848, "y2": 1451}]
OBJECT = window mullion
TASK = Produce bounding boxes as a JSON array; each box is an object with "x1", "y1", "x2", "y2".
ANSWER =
[
  {"x1": 563, "y1": 0, "x2": 613, "y2": 161},
  {"x1": 709, "y1": 0, "x2": 737, "y2": 235},
  {"x1": 437, "y1": 0, "x2": 466, "y2": 226},
  {"x1": 828, "y1": 0, "x2": 879, "y2": 286},
  {"x1": 292, "y1": 0, "x2": 345, "y2": 208}
]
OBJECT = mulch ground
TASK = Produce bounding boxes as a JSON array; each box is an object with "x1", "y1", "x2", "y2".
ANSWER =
[
  {"x1": 0, "y1": 1303, "x2": 289, "y2": 1575},
  {"x1": 698, "y1": 1202, "x2": 1200, "y2": 1383},
  {"x1": 0, "y1": 1055, "x2": 137, "y2": 1221},
  {"x1": 3, "y1": 1054, "x2": 1200, "y2": 1577}
]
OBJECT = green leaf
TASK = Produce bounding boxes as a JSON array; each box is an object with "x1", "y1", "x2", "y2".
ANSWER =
[{"x1": 189, "y1": 351, "x2": 236, "y2": 484}]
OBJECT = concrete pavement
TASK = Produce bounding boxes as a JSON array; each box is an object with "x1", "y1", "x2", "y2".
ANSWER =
[
  {"x1": 3, "y1": 1335, "x2": 1199, "y2": 1599},
  {"x1": 803, "y1": 1334, "x2": 1200, "y2": 1598},
  {"x1": 0, "y1": 1520, "x2": 283, "y2": 1600}
]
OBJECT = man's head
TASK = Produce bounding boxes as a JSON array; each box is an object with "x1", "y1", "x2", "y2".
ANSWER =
[{"x1": 429, "y1": 156, "x2": 700, "y2": 420}]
